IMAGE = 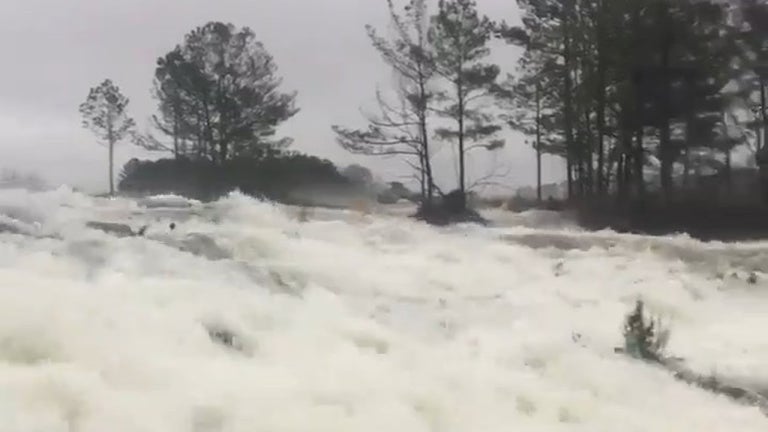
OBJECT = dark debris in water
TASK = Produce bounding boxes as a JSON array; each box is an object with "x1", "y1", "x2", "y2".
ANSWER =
[
  {"x1": 747, "y1": 272, "x2": 759, "y2": 285},
  {"x1": 613, "y1": 346, "x2": 768, "y2": 415},
  {"x1": 553, "y1": 261, "x2": 565, "y2": 277},
  {"x1": 615, "y1": 300, "x2": 768, "y2": 417},
  {"x1": 267, "y1": 269, "x2": 307, "y2": 296}
]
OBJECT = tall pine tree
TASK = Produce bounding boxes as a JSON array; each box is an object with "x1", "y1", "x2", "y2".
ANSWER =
[
  {"x1": 430, "y1": 0, "x2": 504, "y2": 207},
  {"x1": 79, "y1": 79, "x2": 136, "y2": 196}
]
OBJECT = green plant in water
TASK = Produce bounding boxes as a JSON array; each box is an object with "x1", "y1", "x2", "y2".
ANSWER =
[{"x1": 623, "y1": 300, "x2": 669, "y2": 362}]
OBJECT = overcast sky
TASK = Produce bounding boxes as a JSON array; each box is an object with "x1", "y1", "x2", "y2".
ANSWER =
[{"x1": 0, "y1": 0, "x2": 564, "y2": 194}]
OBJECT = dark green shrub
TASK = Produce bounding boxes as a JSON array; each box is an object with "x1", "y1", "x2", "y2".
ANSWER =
[
  {"x1": 117, "y1": 152, "x2": 354, "y2": 202},
  {"x1": 623, "y1": 300, "x2": 669, "y2": 362}
]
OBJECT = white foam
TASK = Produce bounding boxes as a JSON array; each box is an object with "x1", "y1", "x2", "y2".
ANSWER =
[
  {"x1": 0, "y1": 188, "x2": 766, "y2": 431},
  {"x1": 139, "y1": 194, "x2": 202, "y2": 209}
]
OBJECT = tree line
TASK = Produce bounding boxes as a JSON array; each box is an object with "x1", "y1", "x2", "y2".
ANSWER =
[
  {"x1": 505, "y1": 0, "x2": 768, "y2": 204},
  {"x1": 79, "y1": 22, "x2": 317, "y2": 197},
  {"x1": 334, "y1": 0, "x2": 768, "y2": 209},
  {"x1": 79, "y1": 0, "x2": 768, "y2": 211},
  {"x1": 333, "y1": 0, "x2": 507, "y2": 210}
]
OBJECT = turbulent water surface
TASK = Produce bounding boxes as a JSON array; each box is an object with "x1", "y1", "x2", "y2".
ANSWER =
[{"x1": 0, "y1": 187, "x2": 767, "y2": 431}]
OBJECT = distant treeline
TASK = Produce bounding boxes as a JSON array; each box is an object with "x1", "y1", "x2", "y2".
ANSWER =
[
  {"x1": 576, "y1": 196, "x2": 768, "y2": 241},
  {"x1": 118, "y1": 151, "x2": 361, "y2": 203}
]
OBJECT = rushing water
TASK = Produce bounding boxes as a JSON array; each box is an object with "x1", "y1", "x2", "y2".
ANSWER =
[{"x1": 0, "y1": 187, "x2": 766, "y2": 431}]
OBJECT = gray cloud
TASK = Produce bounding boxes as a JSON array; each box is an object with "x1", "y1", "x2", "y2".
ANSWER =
[{"x1": 0, "y1": 0, "x2": 563, "y2": 194}]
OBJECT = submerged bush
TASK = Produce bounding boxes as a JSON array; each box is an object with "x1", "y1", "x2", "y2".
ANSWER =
[
  {"x1": 622, "y1": 300, "x2": 669, "y2": 362},
  {"x1": 618, "y1": 301, "x2": 768, "y2": 414},
  {"x1": 413, "y1": 190, "x2": 488, "y2": 226}
]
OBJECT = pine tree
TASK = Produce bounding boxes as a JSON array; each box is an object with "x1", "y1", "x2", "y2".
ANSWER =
[
  {"x1": 510, "y1": 0, "x2": 744, "y2": 201},
  {"x1": 430, "y1": 0, "x2": 504, "y2": 207},
  {"x1": 500, "y1": 50, "x2": 563, "y2": 202},
  {"x1": 149, "y1": 22, "x2": 299, "y2": 164},
  {"x1": 507, "y1": 0, "x2": 580, "y2": 199},
  {"x1": 79, "y1": 79, "x2": 136, "y2": 196}
]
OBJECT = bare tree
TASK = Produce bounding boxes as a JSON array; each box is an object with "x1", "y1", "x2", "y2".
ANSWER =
[{"x1": 333, "y1": 0, "x2": 438, "y2": 203}]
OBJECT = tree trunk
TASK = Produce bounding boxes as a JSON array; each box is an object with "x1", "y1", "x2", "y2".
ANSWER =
[
  {"x1": 537, "y1": 148, "x2": 542, "y2": 202},
  {"x1": 173, "y1": 103, "x2": 181, "y2": 159},
  {"x1": 625, "y1": 152, "x2": 632, "y2": 193},
  {"x1": 202, "y1": 102, "x2": 216, "y2": 163},
  {"x1": 683, "y1": 112, "x2": 691, "y2": 189},
  {"x1": 630, "y1": 0, "x2": 643, "y2": 200},
  {"x1": 658, "y1": 7, "x2": 673, "y2": 201},
  {"x1": 606, "y1": 139, "x2": 616, "y2": 192},
  {"x1": 617, "y1": 152, "x2": 625, "y2": 200},
  {"x1": 566, "y1": 157, "x2": 574, "y2": 200},
  {"x1": 419, "y1": 151, "x2": 427, "y2": 201},
  {"x1": 762, "y1": 79, "x2": 767, "y2": 152},
  {"x1": 683, "y1": 74, "x2": 694, "y2": 189},
  {"x1": 577, "y1": 152, "x2": 586, "y2": 197},
  {"x1": 563, "y1": 0, "x2": 576, "y2": 201},
  {"x1": 421, "y1": 125, "x2": 434, "y2": 202},
  {"x1": 596, "y1": 0, "x2": 607, "y2": 195},
  {"x1": 536, "y1": 83, "x2": 542, "y2": 203},
  {"x1": 457, "y1": 77, "x2": 466, "y2": 208},
  {"x1": 622, "y1": 113, "x2": 633, "y2": 199},
  {"x1": 634, "y1": 127, "x2": 645, "y2": 199},
  {"x1": 413, "y1": 19, "x2": 434, "y2": 204},
  {"x1": 725, "y1": 148, "x2": 732, "y2": 193},
  {"x1": 173, "y1": 130, "x2": 180, "y2": 159},
  {"x1": 108, "y1": 129, "x2": 115, "y2": 196},
  {"x1": 418, "y1": 87, "x2": 434, "y2": 202},
  {"x1": 584, "y1": 110, "x2": 594, "y2": 196}
]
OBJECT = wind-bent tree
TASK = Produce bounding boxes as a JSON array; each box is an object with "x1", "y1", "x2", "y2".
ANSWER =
[
  {"x1": 333, "y1": 0, "x2": 438, "y2": 203},
  {"x1": 143, "y1": 22, "x2": 299, "y2": 163},
  {"x1": 430, "y1": 0, "x2": 504, "y2": 205},
  {"x1": 79, "y1": 79, "x2": 136, "y2": 195}
]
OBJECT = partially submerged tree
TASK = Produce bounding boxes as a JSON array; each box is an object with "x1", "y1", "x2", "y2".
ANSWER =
[
  {"x1": 623, "y1": 299, "x2": 669, "y2": 362},
  {"x1": 144, "y1": 22, "x2": 299, "y2": 163},
  {"x1": 430, "y1": 0, "x2": 504, "y2": 206},
  {"x1": 333, "y1": 0, "x2": 438, "y2": 203},
  {"x1": 79, "y1": 79, "x2": 136, "y2": 196}
]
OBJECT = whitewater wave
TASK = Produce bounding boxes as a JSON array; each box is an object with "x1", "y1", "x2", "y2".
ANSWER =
[{"x1": 0, "y1": 187, "x2": 766, "y2": 431}]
